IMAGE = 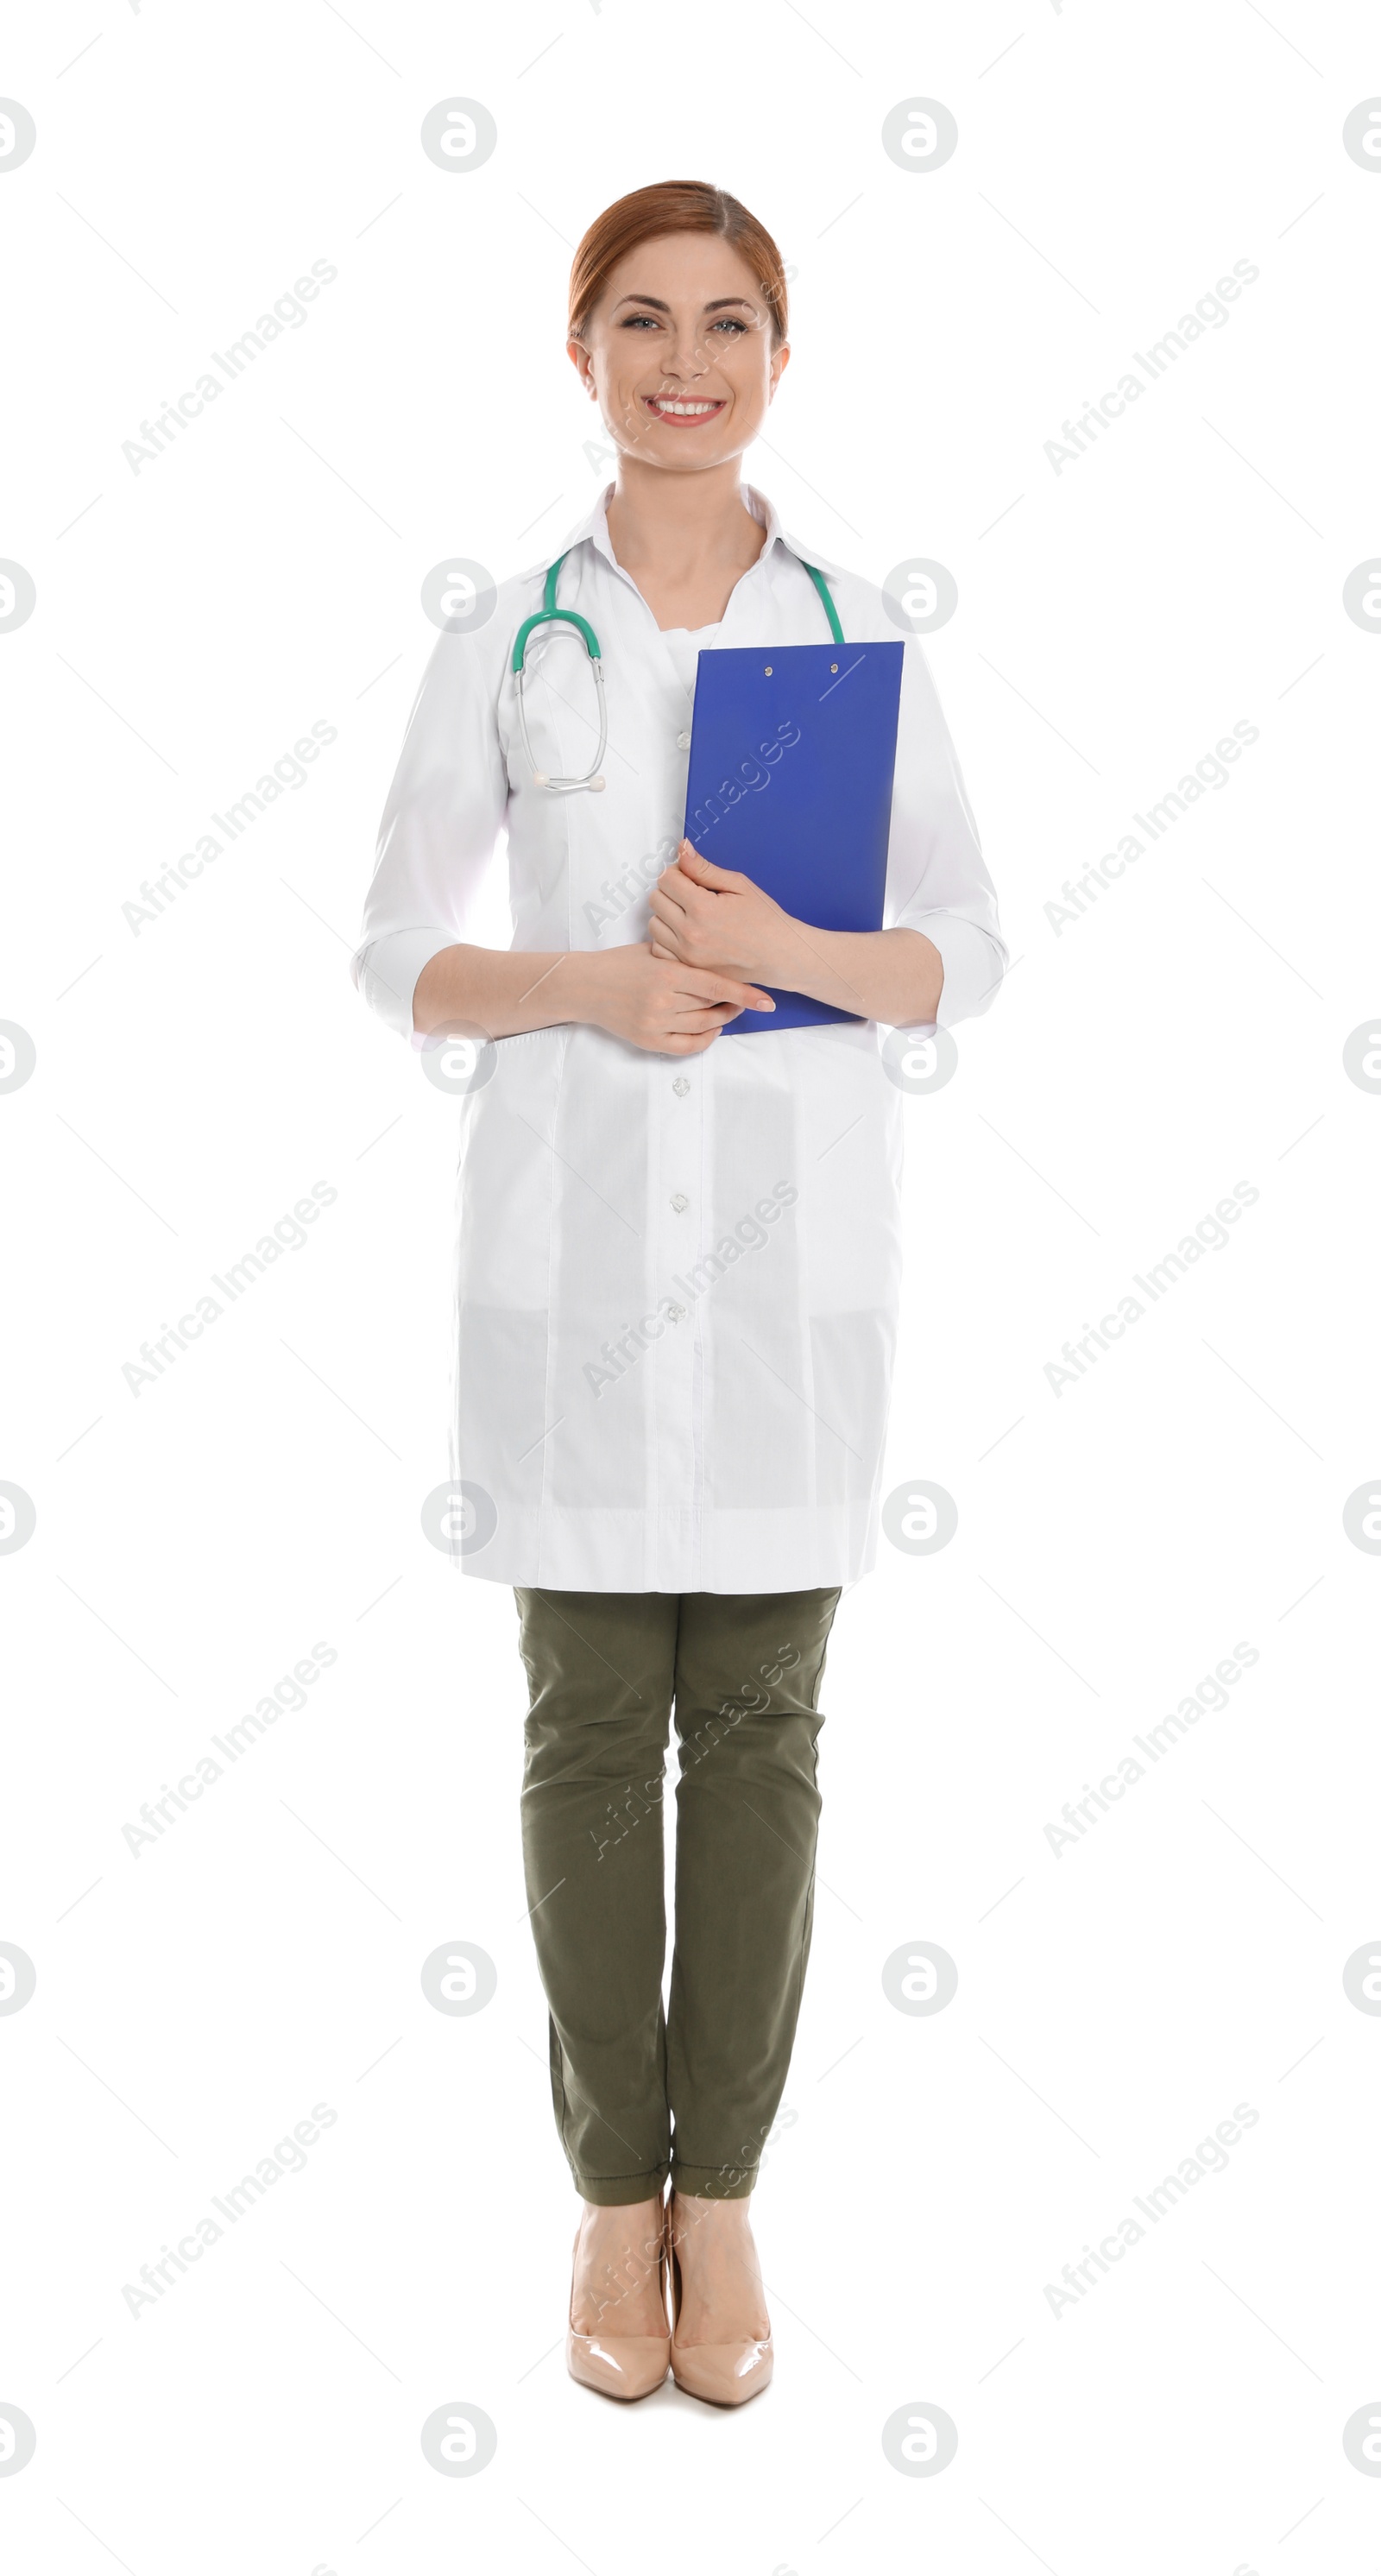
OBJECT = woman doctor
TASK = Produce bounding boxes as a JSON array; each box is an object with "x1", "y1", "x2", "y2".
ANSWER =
[{"x1": 352, "y1": 180, "x2": 1006, "y2": 2407}]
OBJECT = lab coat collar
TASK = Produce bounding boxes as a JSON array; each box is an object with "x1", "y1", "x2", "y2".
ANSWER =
[{"x1": 546, "y1": 479, "x2": 800, "y2": 586}]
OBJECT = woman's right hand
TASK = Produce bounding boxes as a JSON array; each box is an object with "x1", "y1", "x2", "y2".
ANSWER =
[{"x1": 568, "y1": 943, "x2": 775, "y2": 1056}]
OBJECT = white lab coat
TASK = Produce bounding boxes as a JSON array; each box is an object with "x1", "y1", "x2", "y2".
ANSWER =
[{"x1": 352, "y1": 483, "x2": 1006, "y2": 1592}]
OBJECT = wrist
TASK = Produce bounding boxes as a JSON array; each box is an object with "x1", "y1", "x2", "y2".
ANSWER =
[
  {"x1": 558, "y1": 947, "x2": 609, "y2": 1028},
  {"x1": 755, "y1": 912, "x2": 810, "y2": 990}
]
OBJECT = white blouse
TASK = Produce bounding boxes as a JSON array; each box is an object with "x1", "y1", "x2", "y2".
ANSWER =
[
  {"x1": 352, "y1": 483, "x2": 1006, "y2": 1594},
  {"x1": 657, "y1": 621, "x2": 722, "y2": 695}
]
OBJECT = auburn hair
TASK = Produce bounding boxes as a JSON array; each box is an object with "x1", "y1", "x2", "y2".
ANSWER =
[{"x1": 568, "y1": 180, "x2": 789, "y2": 348}]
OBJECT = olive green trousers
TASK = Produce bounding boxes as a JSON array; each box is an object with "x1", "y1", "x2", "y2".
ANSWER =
[{"x1": 514, "y1": 1585, "x2": 842, "y2": 2205}]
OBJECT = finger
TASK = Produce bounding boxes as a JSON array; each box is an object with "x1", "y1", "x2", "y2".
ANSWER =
[
  {"x1": 677, "y1": 838, "x2": 744, "y2": 891},
  {"x1": 654, "y1": 867, "x2": 692, "y2": 912},
  {"x1": 679, "y1": 968, "x2": 775, "y2": 1011},
  {"x1": 669, "y1": 987, "x2": 745, "y2": 1017},
  {"x1": 673, "y1": 1004, "x2": 745, "y2": 1031},
  {"x1": 676, "y1": 993, "x2": 770, "y2": 1020},
  {"x1": 653, "y1": 1029, "x2": 722, "y2": 1055},
  {"x1": 647, "y1": 890, "x2": 685, "y2": 935}
]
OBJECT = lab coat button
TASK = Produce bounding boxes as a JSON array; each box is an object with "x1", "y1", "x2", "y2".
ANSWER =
[
  {"x1": 672, "y1": 1076, "x2": 690, "y2": 1096},
  {"x1": 671, "y1": 1192, "x2": 689, "y2": 1213},
  {"x1": 676, "y1": 729, "x2": 691, "y2": 750},
  {"x1": 666, "y1": 1302, "x2": 686, "y2": 1323}
]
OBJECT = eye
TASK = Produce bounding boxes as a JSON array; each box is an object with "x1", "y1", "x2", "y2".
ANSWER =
[
  {"x1": 620, "y1": 313, "x2": 661, "y2": 328},
  {"x1": 711, "y1": 317, "x2": 749, "y2": 335}
]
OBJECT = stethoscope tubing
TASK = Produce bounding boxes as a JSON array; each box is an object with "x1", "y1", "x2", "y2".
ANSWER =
[
  {"x1": 511, "y1": 546, "x2": 842, "y2": 795},
  {"x1": 514, "y1": 652, "x2": 609, "y2": 792}
]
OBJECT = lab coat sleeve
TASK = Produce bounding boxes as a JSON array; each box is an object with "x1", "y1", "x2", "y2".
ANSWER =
[
  {"x1": 882, "y1": 639, "x2": 1008, "y2": 1032},
  {"x1": 350, "y1": 629, "x2": 510, "y2": 1038}
]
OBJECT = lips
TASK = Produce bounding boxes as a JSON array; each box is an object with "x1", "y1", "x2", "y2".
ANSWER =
[{"x1": 642, "y1": 395, "x2": 727, "y2": 426}]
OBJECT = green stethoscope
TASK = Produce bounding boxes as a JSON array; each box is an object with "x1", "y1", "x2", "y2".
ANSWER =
[{"x1": 511, "y1": 547, "x2": 846, "y2": 794}]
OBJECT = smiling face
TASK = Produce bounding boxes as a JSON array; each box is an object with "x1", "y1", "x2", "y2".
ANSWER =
[{"x1": 569, "y1": 230, "x2": 789, "y2": 475}]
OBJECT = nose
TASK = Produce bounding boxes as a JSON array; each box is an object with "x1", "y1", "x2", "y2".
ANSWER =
[{"x1": 657, "y1": 318, "x2": 711, "y2": 382}]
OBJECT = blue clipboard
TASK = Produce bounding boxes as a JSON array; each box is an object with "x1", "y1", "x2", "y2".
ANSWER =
[{"x1": 682, "y1": 639, "x2": 905, "y2": 1032}]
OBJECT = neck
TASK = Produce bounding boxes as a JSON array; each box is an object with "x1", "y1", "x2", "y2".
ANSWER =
[{"x1": 604, "y1": 458, "x2": 764, "y2": 582}]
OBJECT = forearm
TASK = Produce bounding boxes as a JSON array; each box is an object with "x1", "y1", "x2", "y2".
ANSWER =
[
  {"x1": 411, "y1": 938, "x2": 773, "y2": 1054},
  {"x1": 650, "y1": 847, "x2": 947, "y2": 1029},
  {"x1": 413, "y1": 943, "x2": 596, "y2": 1039},
  {"x1": 754, "y1": 921, "x2": 944, "y2": 1029}
]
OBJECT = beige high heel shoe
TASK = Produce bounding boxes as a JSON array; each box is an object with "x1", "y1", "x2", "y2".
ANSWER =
[
  {"x1": 666, "y1": 2190, "x2": 773, "y2": 2406},
  {"x1": 565, "y1": 2196, "x2": 671, "y2": 2401}
]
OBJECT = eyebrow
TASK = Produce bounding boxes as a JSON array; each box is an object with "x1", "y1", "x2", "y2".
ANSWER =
[{"x1": 610, "y1": 294, "x2": 758, "y2": 316}]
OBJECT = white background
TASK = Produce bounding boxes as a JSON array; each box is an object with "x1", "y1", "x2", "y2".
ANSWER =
[{"x1": 3, "y1": 1, "x2": 1380, "y2": 2570}]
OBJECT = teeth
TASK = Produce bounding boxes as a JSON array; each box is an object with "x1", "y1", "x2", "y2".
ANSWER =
[{"x1": 651, "y1": 399, "x2": 720, "y2": 415}]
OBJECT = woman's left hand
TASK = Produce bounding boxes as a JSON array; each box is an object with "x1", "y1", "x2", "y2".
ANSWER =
[{"x1": 649, "y1": 841, "x2": 798, "y2": 985}]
